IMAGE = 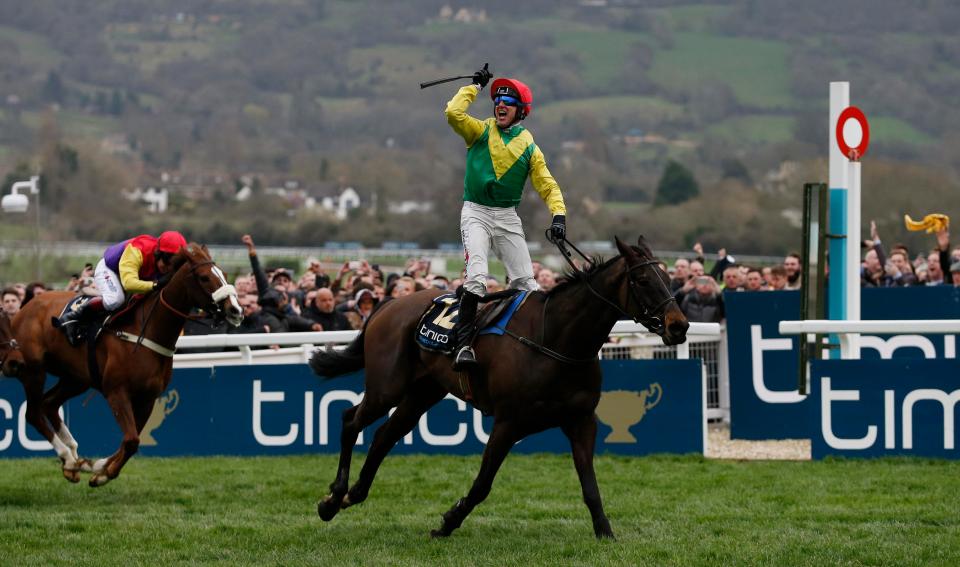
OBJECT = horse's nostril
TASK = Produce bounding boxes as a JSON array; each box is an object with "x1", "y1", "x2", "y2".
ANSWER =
[{"x1": 669, "y1": 320, "x2": 689, "y2": 337}]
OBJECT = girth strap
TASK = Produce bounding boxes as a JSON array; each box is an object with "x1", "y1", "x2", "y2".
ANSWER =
[{"x1": 114, "y1": 331, "x2": 176, "y2": 358}]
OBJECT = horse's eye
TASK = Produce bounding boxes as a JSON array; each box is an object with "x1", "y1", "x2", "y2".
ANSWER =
[{"x1": 200, "y1": 275, "x2": 210, "y2": 283}]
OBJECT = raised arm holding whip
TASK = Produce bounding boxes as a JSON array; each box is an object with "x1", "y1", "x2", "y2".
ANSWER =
[{"x1": 443, "y1": 63, "x2": 567, "y2": 370}]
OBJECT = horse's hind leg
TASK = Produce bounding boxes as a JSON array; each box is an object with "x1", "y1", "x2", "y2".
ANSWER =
[
  {"x1": 562, "y1": 413, "x2": 614, "y2": 539},
  {"x1": 41, "y1": 378, "x2": 92, "y2": 482},
  {"x1": 343, "y1": 380, "x2": 447, "y2": 509},
  {"x1": 431, "y1": 420, "x2": 518, "y2": 538},
  {"x1": 317, "y1": 395, "x2": 392, "y2": 521}
]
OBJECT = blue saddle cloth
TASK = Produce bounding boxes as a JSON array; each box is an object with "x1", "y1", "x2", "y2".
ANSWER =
[{"x1": 415, "y1": 291, "x2": 528, "y2": 354}]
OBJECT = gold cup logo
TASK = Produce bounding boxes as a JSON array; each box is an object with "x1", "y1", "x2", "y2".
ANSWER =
[
  {"x1": 595, "y1": 383, "x2": 662, "y2": 443},
  {"x1": 140, "y1": 389, "x2": 179, "y2": 446}
]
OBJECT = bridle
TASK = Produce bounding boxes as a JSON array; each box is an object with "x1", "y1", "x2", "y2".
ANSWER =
[
  {"x1": 548, "y1": 234, "x2": 676, "y2": 334},
  {"x1": 0, "y1": 336, "x2": 20, "y2": 371},
  {"x1": 157, "y1": 259, "x2": 238, "y2": 324}
]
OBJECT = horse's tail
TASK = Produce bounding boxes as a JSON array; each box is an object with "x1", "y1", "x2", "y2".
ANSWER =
[{"x1": 309, "y1": 329, "x2": 365, "y2": 379}]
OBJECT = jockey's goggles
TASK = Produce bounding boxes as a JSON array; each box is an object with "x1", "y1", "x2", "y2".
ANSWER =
[{"x1": 493, "y1": 95, "x2": 521, "y2": 107}]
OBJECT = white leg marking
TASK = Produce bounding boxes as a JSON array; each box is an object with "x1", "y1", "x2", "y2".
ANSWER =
[
  {"x1": 92, "y1": 458, "x2": 109, "y2": 473},
  {"x1": 56, "y1": 423, "x2": 80, "y2": 462}
]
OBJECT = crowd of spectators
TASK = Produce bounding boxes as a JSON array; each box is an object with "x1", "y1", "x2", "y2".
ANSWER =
[
  {"x1": 2, "y1": 225, "x2": 958, "y2": 336},
  {"x1": 663, "y1": 224, "x2": 960, "y2": 324}
]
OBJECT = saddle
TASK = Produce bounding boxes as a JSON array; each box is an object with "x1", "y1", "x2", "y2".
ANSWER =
[
  {"x1": 56, "y1": 294, "x2": 144, "y2": 347},
  {"x1": 415, "y1": 289, "x2": 530, "y2": 355}
]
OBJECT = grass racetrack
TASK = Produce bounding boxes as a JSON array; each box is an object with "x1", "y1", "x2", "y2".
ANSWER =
[{"x1": 1, "y1": 454, "x2": 958, "y2": 566}]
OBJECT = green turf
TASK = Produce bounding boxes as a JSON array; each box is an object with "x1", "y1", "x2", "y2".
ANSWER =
[
  {"x1": 649, "y1": 33, "x2": 793, "y2": 109},
  {"x1": 0, "y1": 454, "x2": 957, "y2": 566}
]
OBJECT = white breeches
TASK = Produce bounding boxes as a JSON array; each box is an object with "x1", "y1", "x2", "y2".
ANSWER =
[{"x1": 460, "y1": 201, "x2": 538, "y2": 296}]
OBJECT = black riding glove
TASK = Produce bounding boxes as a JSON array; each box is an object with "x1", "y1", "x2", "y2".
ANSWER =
[
  {"x1": 549, "y1": 215, "x2": 566, "y2": 242},
  {"x1": 472, "y1": 63, "x2": 492, "y2": 89},
  {"x1": 155, "y1": 271, "x2": 174, "y2": 289}
]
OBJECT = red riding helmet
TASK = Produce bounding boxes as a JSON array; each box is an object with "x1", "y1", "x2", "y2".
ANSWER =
[
  {"x1": 157, "y1": 231, "x2": 187, "y2": 254},
  {"x1": 490, "y1": 77, "x2": 533, "y2": 120}
]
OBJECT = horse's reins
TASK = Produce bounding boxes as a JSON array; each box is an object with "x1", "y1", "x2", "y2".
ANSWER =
[
  {"x1": 547, "y1": 233, "x2": 676, "y2": 332},
  {"x1": 498, "y1": 234, "x2": 677, "y2": 364},
  {"x1": 118, "y1": 259, "x2": 237, "y2": 357}
]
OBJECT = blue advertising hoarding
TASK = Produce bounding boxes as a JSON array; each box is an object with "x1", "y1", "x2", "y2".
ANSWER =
[
  {"x1": 0, "y1": 359, "x2": 704, "y2": 458},
  {"x1": 725, "y1": 286, "x2": 960, "y2": 440},
  {"x1": 812, "y1": 358, "x2": 960, "y2": 458}
]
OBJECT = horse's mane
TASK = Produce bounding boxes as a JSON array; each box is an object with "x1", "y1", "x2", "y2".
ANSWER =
[
  {"x1": 546, "y1": 255, "x2": 613, "y2": 297},
  {"x1": 545, "y1": 239, "x2": 660, "y2": 297}
]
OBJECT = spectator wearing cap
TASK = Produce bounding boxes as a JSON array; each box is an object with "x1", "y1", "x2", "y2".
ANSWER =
[{"x1": 951, "y1": 260, "x2": 960, "y2": 286}]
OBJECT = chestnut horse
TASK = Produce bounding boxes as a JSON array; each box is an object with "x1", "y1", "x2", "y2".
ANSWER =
[
  {"x1": 310, "y1": 236, "x2": 688, "y2": 539},
  {"x1": 10, "y1": 244, "x2": 242, "y2": 486}
]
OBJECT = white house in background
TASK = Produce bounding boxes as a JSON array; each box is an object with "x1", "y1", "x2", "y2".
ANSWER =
[
  {"x1": 123, "y1": 187, "x2": 168, "y2": 213},
  {"x1": 321, "y1": 187, "x2": 361, "y2": 220},
  {"x1": 388, "y1": 200, "x2": 435, "y2": 214}
]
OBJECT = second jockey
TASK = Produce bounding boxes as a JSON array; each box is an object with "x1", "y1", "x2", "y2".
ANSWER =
[{"x1": 54, "y1": 231, "x2": 187, "y2": 344}]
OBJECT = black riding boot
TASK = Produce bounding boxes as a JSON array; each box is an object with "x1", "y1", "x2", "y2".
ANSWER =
[
  {"x1": 52, "y1": 296, "x2": 104, "y2": 347},
  {"x1": 452, "y1": 291, "x2": 480, "y2": 371}
]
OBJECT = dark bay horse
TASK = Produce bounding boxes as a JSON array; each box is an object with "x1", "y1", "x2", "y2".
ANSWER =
[
  {"x1": 310, "y1": 236, "x2": 688, "y2": 539},
  {"x1": 10, "y1": 244, "x2": 242, "y2": 486}
]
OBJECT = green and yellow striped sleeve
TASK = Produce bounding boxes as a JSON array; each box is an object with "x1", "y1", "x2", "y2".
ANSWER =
[
  {"x1": 445, "y1": 85, "x2": 486, "y2": 147},
  {"x1": 529, "y1": 147, "x2": 566, "y2": 216}
]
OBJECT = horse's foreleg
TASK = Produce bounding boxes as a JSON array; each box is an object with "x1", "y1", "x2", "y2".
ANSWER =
[
  {"x1": 318, "y1": 398, "x2": 389, "y2": 521},
  {"x1": 344, "y1": 383, "x2": 446, "y2": 509},
  {"x1": 89, "y1": 391, "x2": 144, "y2": 487},
  {"x1": 431, "y1": 420, "x2": 517, "y2": 538},
  {"x1": 562, "y1": 413, "x2": 614, "y2": 539},
  {"x1": 41, "y1": 378, "x2": 92, "y2": 482}
]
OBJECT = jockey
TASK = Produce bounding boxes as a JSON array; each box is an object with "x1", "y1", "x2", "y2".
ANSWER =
[
  {"x1": 54, "y1": 231, "x2": 187, "y2": 343},
  {"x1": 445, "y1": 65, "x2": 566, "y2": 370}
]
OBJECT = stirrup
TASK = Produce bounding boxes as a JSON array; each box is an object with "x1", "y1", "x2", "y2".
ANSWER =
[{"x1": 452, "y1": 346, "x2": 478, "y2": 370}]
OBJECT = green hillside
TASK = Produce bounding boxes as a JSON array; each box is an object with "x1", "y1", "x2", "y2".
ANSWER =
[{"x1": 0, "y1": 0, "x2": 957, "y2": 255}]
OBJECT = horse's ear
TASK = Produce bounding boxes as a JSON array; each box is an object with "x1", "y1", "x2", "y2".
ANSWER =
[
  {"x1": 201, "y1": 244, "x2": 209, "y2": 254},
  {"x1": 615, "y1": 236, "x2": 629, "y2": 256},
  {"x1": 637, "y1": 235, "x2": 645, "y2": 247}
]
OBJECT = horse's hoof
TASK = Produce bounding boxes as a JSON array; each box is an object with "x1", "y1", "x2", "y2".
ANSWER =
[
  {"x1": 340, "y1": 493, "x2": 353, "y2": 509},
  {"x1": 62, "y1": 468, "x2": 81, "y2": 483},
  {"x1": 89, "y1": 474, "x2": 110, "y2": 488},
  {"x1": 317, "y1": 495, "x2": 340, "y2": 521},
  {"x1": 430, "y1": 528, "x2": 450, "y2": 538},
  {"x1": 77, "y1": 459, "x2": 94, "y2": 473}
]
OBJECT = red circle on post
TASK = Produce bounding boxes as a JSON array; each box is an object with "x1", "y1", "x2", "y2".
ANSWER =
[{"x1": 836, "y1": 106, "x2": 869, "y2": 161}]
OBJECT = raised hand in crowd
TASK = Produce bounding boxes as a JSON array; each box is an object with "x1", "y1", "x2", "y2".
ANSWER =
[{"x1": 242, "y1": 234, "x2": 256, "y2": 255}]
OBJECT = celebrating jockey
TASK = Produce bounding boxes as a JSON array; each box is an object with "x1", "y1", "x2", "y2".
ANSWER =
[
  {"x1": 54, "y1": 231, "x2": 188, "y2": 343},
  {"x1": 445, "y1": 64, "x2": 567, "y2": 370}
]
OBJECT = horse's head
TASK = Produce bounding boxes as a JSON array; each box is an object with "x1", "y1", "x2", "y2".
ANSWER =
[
  {"x1": 169, "y1": 243, "x2": 243, "y2": 327},
  {"x1": 614, "y1": 236, "x2": 689, "y2": 345},
  {"x1": 0, "y1": 313, "x2": 24, "y2": 377}
]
